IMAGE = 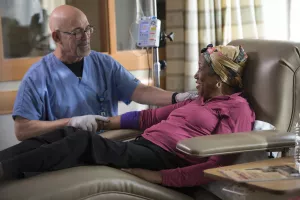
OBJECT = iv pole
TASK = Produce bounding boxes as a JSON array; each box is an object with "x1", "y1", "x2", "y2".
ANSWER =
[
  {"x1": 151, "y1": 0, "x2": 161, "y2": 88},
  {"x1": 146, "y1": 0, "x2": 174, "y2": 89}
]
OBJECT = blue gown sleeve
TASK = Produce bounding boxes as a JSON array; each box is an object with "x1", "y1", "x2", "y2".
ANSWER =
[
  {"x1": 113, "y1": 61, "x2": 140, "y2": 105},
  {"x1": 12, "y1": 80, "x2": 43, "y2": 120}
]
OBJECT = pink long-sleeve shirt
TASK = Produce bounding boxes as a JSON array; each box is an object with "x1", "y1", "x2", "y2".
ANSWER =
[{"x1": 139, "y1": 92, "x2": 255, "y2": 187}]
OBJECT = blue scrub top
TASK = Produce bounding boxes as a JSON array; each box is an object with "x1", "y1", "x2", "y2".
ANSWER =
[{"x1": 13, "y1": 51, "x2": 140, "y2": 121}]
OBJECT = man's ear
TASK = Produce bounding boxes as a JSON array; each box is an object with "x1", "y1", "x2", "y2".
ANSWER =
[{"x1": 52, "y1": 31, "x2": 61, "y2": 44}]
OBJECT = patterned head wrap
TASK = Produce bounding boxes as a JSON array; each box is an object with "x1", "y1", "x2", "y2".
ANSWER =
[{"x1": 201, "y1": 44, "x2": 248, "y2": 89}]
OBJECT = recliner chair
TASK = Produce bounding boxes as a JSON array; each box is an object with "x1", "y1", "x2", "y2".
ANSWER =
[{"x1": 0, "y1": 39, "x2": 298, "y2": 200}]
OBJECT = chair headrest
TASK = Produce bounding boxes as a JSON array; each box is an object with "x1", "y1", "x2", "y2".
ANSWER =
[{"x1": 229, "y1": 39, "x2": 300, "y2": 132}]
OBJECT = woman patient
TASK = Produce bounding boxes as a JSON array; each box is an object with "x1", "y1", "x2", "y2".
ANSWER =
[{"x1": 0, "y1": 44, "x2": 255, "y2": 187}]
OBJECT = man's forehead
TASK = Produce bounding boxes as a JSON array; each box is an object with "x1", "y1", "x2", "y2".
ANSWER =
[
  {"x1": 64, "y1": 16, "x2": 89, "y2": 31},
  {"x1": 70, "y1": 24, "x2": 90, "y2": 32}
]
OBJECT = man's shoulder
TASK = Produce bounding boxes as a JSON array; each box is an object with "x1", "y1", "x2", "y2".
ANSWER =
[
  {"x1": 22, "y1": 53, "x2": 53, "y2": 82},
  {"x1": 89, "y1": 50, "x2": 115, "y2": 62},
  {"x1": 88, "y1": 51, "x2": 123, "y2": 72}
]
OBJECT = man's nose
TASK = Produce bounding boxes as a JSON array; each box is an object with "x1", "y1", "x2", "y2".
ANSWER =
[{"x1": 80, "y1": 32, "x2": 89, "y2": 40}]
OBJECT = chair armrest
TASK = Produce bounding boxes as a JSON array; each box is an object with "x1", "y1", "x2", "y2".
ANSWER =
[
  {"x1": 176, "y1": 130, "x2": 295, "y2": 157},
  {"x1": 101, "y1": 129, "x2": 142, "y2": 141}
]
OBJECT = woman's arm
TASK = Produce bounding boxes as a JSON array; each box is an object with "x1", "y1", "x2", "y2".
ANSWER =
[
  {"x1": 122, "y1": 154, "x2": 236, "y2": 187},
  {"x1": 139, "y1": 100, "x2": 192, "y2": 130},
  {"x1": 97, "y1": 115, "x2": 121, "y2": 131},
  {"x1": 97, "y1": 99, "x2": 193, "y2": 131},
  {"x1": 160, "y1": 154, "x2": 236, "y2": 187}
]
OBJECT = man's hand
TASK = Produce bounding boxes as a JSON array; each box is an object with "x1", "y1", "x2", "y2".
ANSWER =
[
  {"x1": 175, "y1": 92, "x2": 199, "y2": 103},
  {"x1": 122, "y1": 168, "x2": 162, "y2": 184},
  {"x1": 68, "y1": 115, "x2": 109, "y2": 133}
]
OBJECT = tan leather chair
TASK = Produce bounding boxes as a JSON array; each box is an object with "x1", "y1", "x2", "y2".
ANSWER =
[{"x1": 0, "y1": 39, "x2": 298, "y2": 200}]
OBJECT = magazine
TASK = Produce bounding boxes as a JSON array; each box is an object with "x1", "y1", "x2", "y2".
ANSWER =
[{"x1": 219, "y1": 165, "x2": 300, "y2": 182}]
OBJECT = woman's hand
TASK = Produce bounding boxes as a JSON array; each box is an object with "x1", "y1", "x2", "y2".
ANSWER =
[
  {"x1": 96, "y1": 116, "x2": 120, "y2": 131},
  {"x1": 122, "y1": 168, "x2": 162, "y2": 184}
]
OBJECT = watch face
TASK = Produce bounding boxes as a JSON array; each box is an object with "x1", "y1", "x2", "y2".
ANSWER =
[{"x1": 101, "y1": 112, "x2": 107, "y2": 116}]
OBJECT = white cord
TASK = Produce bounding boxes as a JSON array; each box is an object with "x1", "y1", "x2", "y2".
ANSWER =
[
  {"x1": 135, "y1": 0, "x2": 145, "y2": 23},
  {"x1": 128, "y1": 22, "x2": 145, "y2": 57},
  {"x1": 128, "y1": 0, "x2": 147, "y2": 57}
]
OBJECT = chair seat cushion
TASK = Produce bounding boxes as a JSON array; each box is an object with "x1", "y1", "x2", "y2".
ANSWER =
[{"x1": 0, "y1": 166, "x2": 193, "y2": 200}]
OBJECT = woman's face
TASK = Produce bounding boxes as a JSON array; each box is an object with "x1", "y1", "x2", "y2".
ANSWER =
[{"x1": 194, "y1": 55, "x2": 220, "y2": 99}]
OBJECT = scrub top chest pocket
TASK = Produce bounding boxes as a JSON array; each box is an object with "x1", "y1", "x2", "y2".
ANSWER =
[{"x1": 98, "y1": 97, "x2": 112, "y2": 117}]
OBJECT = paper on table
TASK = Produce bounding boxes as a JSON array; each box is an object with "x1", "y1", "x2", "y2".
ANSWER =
[{"x1": 219, "y1": 165, "x2": 300, "y2": 182}]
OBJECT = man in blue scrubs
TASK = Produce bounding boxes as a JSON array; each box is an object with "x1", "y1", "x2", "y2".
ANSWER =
[{"x1": 12, "y1": 5, "x2": 197, "y2": 141}]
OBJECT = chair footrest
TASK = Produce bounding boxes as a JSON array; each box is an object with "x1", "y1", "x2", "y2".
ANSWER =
[{"x1": 0, "y1": 166, "x2": 192, "y2": 200}]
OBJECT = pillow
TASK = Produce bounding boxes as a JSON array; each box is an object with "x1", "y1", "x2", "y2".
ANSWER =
[{"x1": 253, "y1": 120, "x2": 276, "y2": 131}]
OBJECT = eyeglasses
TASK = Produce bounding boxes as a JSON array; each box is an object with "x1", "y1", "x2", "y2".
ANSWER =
[{"x1": 58, "y1": 25, "x2": 94, "y2": 40}]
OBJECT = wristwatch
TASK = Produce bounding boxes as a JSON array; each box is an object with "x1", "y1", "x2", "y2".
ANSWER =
[{"x1": 172, "y1": 92, "x2": 178, "y2": 104}]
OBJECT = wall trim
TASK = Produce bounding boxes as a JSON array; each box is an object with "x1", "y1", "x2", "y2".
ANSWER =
[
  {"x1": 0, "y1": 50, "x2": 151, "y2": 82},
  {"x1": 1, "y1": 57, "x2": 43, "y2": 81}
]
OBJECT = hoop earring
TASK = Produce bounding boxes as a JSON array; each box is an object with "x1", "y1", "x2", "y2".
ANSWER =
[{"x1": 216, "y1": 82, "x2": 221, "y2": 88}]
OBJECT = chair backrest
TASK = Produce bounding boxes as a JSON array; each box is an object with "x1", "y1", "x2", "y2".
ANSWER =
[{"x1": 229, "y1": 39, "x2": 300, "y2": 132}]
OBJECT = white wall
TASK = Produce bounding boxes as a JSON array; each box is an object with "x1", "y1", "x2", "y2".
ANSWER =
[
  {"x1": 115, "y1": 0, "x2": 137, "y2": 50},
  {"x1": 0, "y1": 81, "x2": 20, "y2": 151},
  {"x1": 263, "y1": 0, "x2": 300, "y2": 42},
  {"x1": 0, "y1": 115, "x2": 19, "y2": 151},
  {"x1": 114, "y1": 0, "x2": 153, "y2": 50}
]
